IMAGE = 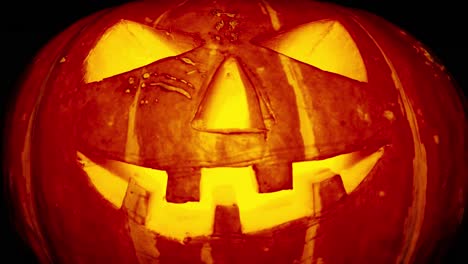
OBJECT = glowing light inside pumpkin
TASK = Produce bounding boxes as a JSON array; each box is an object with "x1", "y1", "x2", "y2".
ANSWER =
[
  {"x1": 260, "y1": 19, "x2": 368, "y2": 82},
  {"x1": 191, "y1": 56, "x2": 266, "y2": 133},
  {"x1": 84, "y1": 19, "x2": 197, "y2": 83},
  {"x1": 78, "y1": 14, "x2": 383, "y2": 242},
  {"x1": 77, "y1": 147, "x2": 383, "y2": 241}
]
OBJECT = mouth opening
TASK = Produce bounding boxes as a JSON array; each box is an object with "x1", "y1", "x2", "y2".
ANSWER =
[{"x1": 77, "y1": 146, "x2": 385, "y2": 241}]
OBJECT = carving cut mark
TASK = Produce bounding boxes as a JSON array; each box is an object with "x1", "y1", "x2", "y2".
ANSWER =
[
  {"x1": 84, "y1": 19, "x2": 197, "y2": 83},
  {"x1": 125, "y1": 83, "x2": 142, "y2": 164},
  {"x1": 192, "y1": 57, "x2": 267, "y2": 133},
  {"x1": 259, "y1": 19, "x2": 368, "y2": 82},
  {"x1": 123, "y1": 179, "x2": 150, "y2": 225},
  {"x1": 77, "y1": 147, "x2": 383, "y2": 241}
]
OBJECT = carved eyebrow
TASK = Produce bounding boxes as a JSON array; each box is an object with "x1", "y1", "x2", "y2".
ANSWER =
[
  {"x1": 144, "y1": 72, "x2": 195, "y2": 99},
  {"x1": 149, "y1": 82, "x2": 192, "y2": 99}
]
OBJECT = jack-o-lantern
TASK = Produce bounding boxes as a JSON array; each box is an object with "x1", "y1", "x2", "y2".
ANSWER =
[{"x1": 4, "y1": 0, "x2": 467, "y2": 263}]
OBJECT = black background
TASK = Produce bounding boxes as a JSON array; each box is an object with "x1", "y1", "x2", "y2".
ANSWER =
[{"x1": 1, "y1": 1, "x2": 466, "y2": 263}]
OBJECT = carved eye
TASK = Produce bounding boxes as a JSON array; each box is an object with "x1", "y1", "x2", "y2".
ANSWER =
[
  {"x1": 257, "y1": 19, "x2": 368, "y2": 82},
  {"x1": 84, "y1": 19, "x2": 200, "y2": 83}
]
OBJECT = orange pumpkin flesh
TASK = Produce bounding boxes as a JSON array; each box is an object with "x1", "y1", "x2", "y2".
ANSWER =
[{"x1": 4, "y1": 1, "x2": 466, "y2": 263}]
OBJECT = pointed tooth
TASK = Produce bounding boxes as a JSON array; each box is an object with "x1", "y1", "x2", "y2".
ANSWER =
[
  {"x1": 213, "y1": 204, "x2": 242, "y2": 235},
  {"x1": 318, "y1": 174, "x2": 347, "y2": 209},
  {"x1": 166, "y1": 168, "x2": 201, "y2": 203},
  {"x1": 340, "y1": 147, "x2": 384, "y2": 193},
  {"x1": 253, "y1": 162, "x2": 293, "y2": 193},
  {"x1": 212, "y1": 184, "x2": 241, "y2": 235}
]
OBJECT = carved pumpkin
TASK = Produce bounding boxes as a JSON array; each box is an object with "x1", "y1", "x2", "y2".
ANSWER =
[{"x1": 4, "y1": 0, "x2": 466, "y2": 263}]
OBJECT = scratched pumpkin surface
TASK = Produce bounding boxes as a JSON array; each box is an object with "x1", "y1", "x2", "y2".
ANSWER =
[{"x1": 5, "y1": 0, "x2": 466, "y2": 263}]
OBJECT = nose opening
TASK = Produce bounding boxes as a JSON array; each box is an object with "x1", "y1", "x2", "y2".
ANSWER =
[{"x1": 191, "y1": 56, "x2": 272, "y2": 134}]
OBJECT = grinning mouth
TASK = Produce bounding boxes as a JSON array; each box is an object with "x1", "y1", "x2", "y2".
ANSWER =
[{"x1": 77, "y1": 147, "x2": 384, "y2": 241}]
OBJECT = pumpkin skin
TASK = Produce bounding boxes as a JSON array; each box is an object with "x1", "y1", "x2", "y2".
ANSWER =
[{"x1": 4, "y1": 0, "x2": 467, "y2": 264}]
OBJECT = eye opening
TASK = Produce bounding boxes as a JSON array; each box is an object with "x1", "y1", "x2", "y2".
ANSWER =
[
  {"x1": 251, "y1": 19, "x2": 368, "y2": 83},
  {"x1": 84, "y1": 19, "x2": 203, "y2": 84}
]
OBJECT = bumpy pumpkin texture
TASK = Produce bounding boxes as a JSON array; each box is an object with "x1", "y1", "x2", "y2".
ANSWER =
[{"x1": 5, "y1": 0, "x2": 466, "y2": 263}]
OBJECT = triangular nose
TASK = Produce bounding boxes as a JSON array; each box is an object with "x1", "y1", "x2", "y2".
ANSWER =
[{"x1": 192, "y1": 57, "x2": 268, "y2": 134}]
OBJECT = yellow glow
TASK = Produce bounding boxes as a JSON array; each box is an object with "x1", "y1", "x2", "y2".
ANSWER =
[
  {"x1": 79, "y1": 147, "x2": 383, "y2": 241},
  {"x1": 339, "y1": 148, "x2": 385, "y2": 193},
  {"x1": 84, "y1": 20, "x2": 196, "y2": 83},
  {"x1": 192, "y1": 57, "x2": 266, "y2": 133},
  {"x1": 260, "y1": 19, "x2": 368, "y2": 82},
  {"x1": 77, "y1": 152, "x2": 129, "y2": 207}
]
